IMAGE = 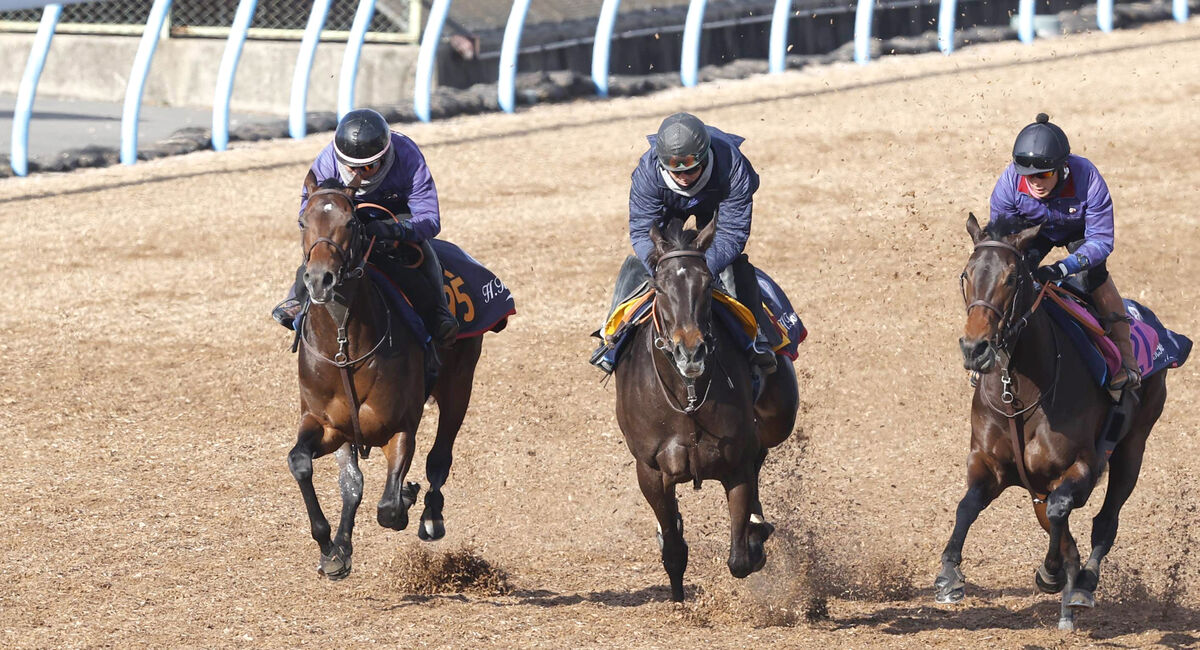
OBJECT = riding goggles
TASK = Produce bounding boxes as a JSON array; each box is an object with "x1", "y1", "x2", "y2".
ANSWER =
[
  {"x1": 662, "y1": 153, "x2": 703, "y2": 172},
  {"x1": 1023, "y1": 169, "x2": 1056, "y2": 180}
]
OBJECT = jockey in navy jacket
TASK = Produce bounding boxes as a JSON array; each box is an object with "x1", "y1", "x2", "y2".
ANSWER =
[{"x1": 629, "y1": 126, "x2": 760, "y2": 277}]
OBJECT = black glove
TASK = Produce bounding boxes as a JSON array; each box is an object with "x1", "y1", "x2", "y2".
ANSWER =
[
  {"x1": 1034, "y1": 262, "x2": 1067, "y2": 285},
  {"x1": 364, "y1": 219, "x2": 415, "y2": 243}
]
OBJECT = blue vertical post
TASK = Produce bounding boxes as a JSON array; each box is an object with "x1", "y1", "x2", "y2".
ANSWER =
[
  {"x1": 768, "y1": 0, "x2": 791, "y2": 74},
  {"x1": 854, "y1": 0, "x2": 875, "y2": 64},
  {"x1": 498, "y1": 0, "x2": 531, "y2": 114},
  {"x1": 338, "y1": 0, "x2": 376, "y2": 120},
  {"x1": 289, "y1": 0, "x2": 331, "y2": 138},
  {"x1": 1018, "y1": 0, "x2": 1035, "y2": 44},
  {"x1": 121, "y1": 0, "x2": 174, "y2": 165},
  {"x1": 414, "y1": 0, "x2": 451, "y2": 122},
  {"x1": 937, "y1": 0, "x2": 957, "y2": 54},
  {"x1": 1173, "y1": 0, "x2": 1187, "y2": 22},
  {"x1": 592, "y1": 0, "x2": 622, "y2": 96},
  {"x1": 680, "y1": 0, "x2": 706, "y2": 87},
  {"x1": 1097, "y1": 0, "x2": 1113, "y2": 32},
  {"x1": 212, "y1": 0, "x2": 258, "y2": 151},
  {"x1": 11, "y1": 4, "x2": 61, "y2": 177}
]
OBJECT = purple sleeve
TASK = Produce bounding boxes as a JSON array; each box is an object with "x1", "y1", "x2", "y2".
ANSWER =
[
  {"x1": 705, "y1": 154, "x2": 755, "y2": 275},
  {"x1": 391, "y1": 136, "x2": 441, "y2": 241},
  {"x1": 988, "y1": 165, "x2": 1021, "y2": 225},
  {"x1": 629, "y1": 158, "x2": 664, "y2": 272},
  {"x1": 1070, "y1": 164, "x2": 1114, "y2": 269}
]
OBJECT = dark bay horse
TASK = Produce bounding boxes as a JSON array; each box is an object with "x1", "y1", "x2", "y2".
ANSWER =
[
  {"x1": 287, "y1": 176, "x2": 485, "y2": 579},
  {"x1": 935, "y1": 214, "x2": 1169, "y2": 630},
  {"x1": 614, "y1": 220, "x2": 799, "y2": 601}
]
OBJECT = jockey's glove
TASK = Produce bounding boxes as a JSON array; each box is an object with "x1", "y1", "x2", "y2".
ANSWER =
[
  {"x1": 1034, "y1": 262, "x2": 1068, "y2": 285},
  {"x1": 364, "y1": 218, "x2": 415, "y2": 242}
]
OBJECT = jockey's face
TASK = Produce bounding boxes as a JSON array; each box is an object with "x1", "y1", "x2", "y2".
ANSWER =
[
  {"x1": 668, "y1": 164, "x2": 704, "y2": 188},
  {"x1": 1024, "y1": 169, "x2": 1057, "y2": 199}
]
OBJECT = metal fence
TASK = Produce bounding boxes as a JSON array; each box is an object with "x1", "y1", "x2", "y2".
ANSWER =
[{"x1": 0, "y1": 0, "x2": 420, "y2": 42}]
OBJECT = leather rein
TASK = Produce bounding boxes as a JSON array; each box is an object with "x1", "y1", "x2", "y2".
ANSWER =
[{"x1": 962, "y1": 239, "x2": 1061, "y2": 503}]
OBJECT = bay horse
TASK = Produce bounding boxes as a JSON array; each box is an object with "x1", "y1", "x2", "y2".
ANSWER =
[
  {"x1": 287, "y1": 176, "x2": 484, "y2": 580},
  {"x1": 614, "y1": 219, "x2": 799, "y2": 601},
  {"x1": 935, "y1": 214, "x2": 1169, "y2": 630}
]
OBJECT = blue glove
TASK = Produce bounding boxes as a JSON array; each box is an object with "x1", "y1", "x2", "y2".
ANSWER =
[
  {"x1": 364, "y1": 219, "x2": 414, "y2": 242},
  {"x1": 1034, "y1": 262, "x2": 1068, "y2": 285}
]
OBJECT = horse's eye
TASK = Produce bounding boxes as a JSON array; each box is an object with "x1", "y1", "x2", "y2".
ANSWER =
[
  {"x1": 298, "y1": 220, "x2": 306, "y2": 230},
  {"x1": 1005, "y1": 274, "x2": 1017, "y2": 287}
]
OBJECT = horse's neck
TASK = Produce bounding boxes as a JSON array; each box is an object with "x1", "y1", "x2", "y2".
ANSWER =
[{"x1": 1008, "y1": 308, "x2": 1059, "y2": 388}]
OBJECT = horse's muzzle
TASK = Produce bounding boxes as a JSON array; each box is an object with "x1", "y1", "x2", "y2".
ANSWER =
[
  {"x1": 304, "y1": 266, "x2": 340, "y2": 304},
  {"x1": 672, "y1": 343, "x2": 706, "y2": 379},
  {"x1": 959, "y1": 337, "x2": 996, "y2": 373}
]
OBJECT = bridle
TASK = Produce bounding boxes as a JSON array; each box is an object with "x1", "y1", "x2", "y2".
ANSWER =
[
  {"x1": 961, "y1": 239, "x2": 1037, "y2": 354},
  {"x1": 648, "y1": 249, "x2": 725, "y2": 415},
  {"x1": 301, "y1": 189, "x2": 367, "y2": 284}
]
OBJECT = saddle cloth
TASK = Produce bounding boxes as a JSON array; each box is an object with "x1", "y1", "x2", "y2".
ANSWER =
[
  {"x1": 369, "y1": 239, "x2": 516, "y2": 343},
  {"x1": 1043, "y1": 292, "x2": 1191, "y2": 388},
  {"x1": 596, "y1": 271, "x2": 806, "y2": 373}
]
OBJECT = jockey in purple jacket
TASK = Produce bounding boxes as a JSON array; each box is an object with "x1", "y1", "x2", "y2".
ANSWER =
[
  {"x1": 626, "y1": 112, "x2": 779, "y2": 373},
  {"x1": 990, "y1": 113, "x2": 1139, "y2": 390},
  {"x1": 271, "y1": 109, "x2": 458, "y2": 346}
]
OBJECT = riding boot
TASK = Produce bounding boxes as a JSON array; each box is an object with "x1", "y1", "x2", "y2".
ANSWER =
[
  {"x1": 271, "y1": 264, "x2": 308, "y2": 330},
  {"x1": 412, "y1": 240, "x2": 459, "y2": 347},
  {"x1": 1090, "y1": 277, "x2": 1141, "y2": 391},
  {"x1": 729, "y1": 256, "x2": 779, "y2": 375}
]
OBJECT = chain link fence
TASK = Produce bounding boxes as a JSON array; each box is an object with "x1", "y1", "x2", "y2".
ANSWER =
[{"x1": 0, "y1": 0, "x2": 419, "y2": 42}]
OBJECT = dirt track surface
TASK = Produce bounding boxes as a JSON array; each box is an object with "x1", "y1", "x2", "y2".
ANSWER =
[{"x1": 2, "y1": 21, "x2": 1199, "y2": 649}]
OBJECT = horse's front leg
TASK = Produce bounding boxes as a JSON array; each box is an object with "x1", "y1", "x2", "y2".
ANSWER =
[
  {"x1": 319, "y1": 443, "x2": 364, "y2": 579},
  {"x1": 288, "y1": 416, "x2": 340, "y2": 576},
  {"x1": 1034, "y1": 460, "x2": 1090, "y2": 631},
  {"x1": 935, "y1": 451, "x2": 1004, "y2": 604},
  {"x1": 724, "y1": 473, "x2": 764, "y2": 579},
  {"x1": 636, "y1": 459, "x2": 687, "y2": 601},
  {"x1": 377, "y1": 429, "x2": 419, "y2": 531}
]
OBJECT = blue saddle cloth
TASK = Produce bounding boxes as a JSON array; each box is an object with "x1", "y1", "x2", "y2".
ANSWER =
[{"x1": 1044, "y1": 298, "x2": 1191, "y2": 389}]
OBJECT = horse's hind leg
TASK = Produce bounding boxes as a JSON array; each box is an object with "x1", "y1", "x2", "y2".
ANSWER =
[
  {"x1": 755, "y1": 358, "x2": 798, "y2": 450},
  {"x1": 935, "y1": 452, "x2": 1004, "y2": 604},
  {"x1": 421, "y1": 338, "x2": 482, "y2": 541},
  {"x1": 636, "y1": 460, "x2": 687, "y2": 601},
  {"x1": 288, "y1": 417, "x2": 343, "y2": 577},
  {"x1": 377, "y1": 429, "x2": 419, "y2": 531},
  {"x1": 747, "y1": 448, "x2": 775, "y2": 547},
  {"x1": 1074, "y1": 381, "x2": 1164, "y2": 611}
]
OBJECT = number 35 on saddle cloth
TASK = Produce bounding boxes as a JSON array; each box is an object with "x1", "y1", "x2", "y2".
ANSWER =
[
  {"x1": 590, "y1": 269, "x2": 806, "y2": 375},
  {"x1": 370, "y1": 239, "x2": 515, "y2": 346},
  {"x1": 1040, "y1": 283, "x2": 1191, "y2": 393}
]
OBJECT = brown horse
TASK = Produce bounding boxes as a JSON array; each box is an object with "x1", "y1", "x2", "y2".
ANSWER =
[
  {"x1": 935, "y1": 214, "x2": 1170, "y2": 630},
  {"x1": 286, "y1": 176, "x2": 485, "y2": 579},
  {"x1": 614, "y1": 219, "x2": 799, "y2": 601}
]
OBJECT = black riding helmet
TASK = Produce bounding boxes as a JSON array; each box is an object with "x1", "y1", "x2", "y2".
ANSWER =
[
  {"x1": 1012, "y1": 113, "x2": 1070, "y2": 175},
  {"x1": 334, "y1": 108, "x2": 391, "y2": 166},
  {"x1": 656, "y1": 112, "x2": 711, "y2": 172}
]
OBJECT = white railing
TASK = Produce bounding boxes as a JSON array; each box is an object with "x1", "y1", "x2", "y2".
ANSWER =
[{"x1": 10, "y1": 0, "x2": 1193, "y2": 174}]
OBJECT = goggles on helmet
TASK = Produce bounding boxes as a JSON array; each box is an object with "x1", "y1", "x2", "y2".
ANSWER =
[{"x1": 662, "y1": 153, "x2": 703, "y2": 172}]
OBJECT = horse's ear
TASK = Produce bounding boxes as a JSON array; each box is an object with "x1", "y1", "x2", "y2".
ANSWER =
[
  {"x1": 966, "y1": 213, "x2": 984, "y2": 245},
  {"x1": 647, "y1": 223, "x2": 667, "y2": 269},
  {"x1": 303, "y1": 170, "x2": 319, "y2": 200},
  {"x1": 695, "y1": 218, "x2": 717, "y2": 251},
  {"x1": 1010, "y1": 222, "x2": 1043, "y2": 252}
]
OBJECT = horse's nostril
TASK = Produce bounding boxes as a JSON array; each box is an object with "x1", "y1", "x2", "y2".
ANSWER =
[{"x1": 322, "y1": 271, "x2": 335, "y2": 288}]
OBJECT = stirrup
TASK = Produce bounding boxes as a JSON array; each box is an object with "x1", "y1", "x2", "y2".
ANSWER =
[
  {"x1": 1108, "y1": 363, "x2": 1142, "y2": 392},
  {"x1": 272, "y1": 298, "x2": 303, "y2": 330},
  {"x1": 750, "y1": 347, "x2": 778, "y2": 375}
]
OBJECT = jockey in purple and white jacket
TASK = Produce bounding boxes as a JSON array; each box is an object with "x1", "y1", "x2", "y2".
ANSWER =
[
  {"x1": 989, "y1": 113, "x2": 1139, "y2": 390},
  {"x1": 272, "y1": 108, "x2": 458, "y2": 346}
]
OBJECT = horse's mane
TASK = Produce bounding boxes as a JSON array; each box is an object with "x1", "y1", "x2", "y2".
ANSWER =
[
  {"x1": 318, "y1": 177, "x2": 346, "y2": 191},
  {"x1": 660, "y1": 220, "x2": 701, "y2": 251},
  {"x1": 981, "y1": 218, "x2": 1034, "y2": 241}
]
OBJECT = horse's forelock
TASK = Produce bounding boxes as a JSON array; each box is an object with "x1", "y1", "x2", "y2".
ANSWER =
[{"x1": 981, "y1": 218, "x2": 1032, "y2": 242}]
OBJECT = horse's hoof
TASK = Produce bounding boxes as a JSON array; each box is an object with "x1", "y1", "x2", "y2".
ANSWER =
[
  {"x1": 377, "y1": 503, "x2": 409, "y2": 530},
  {"x1": 318, "y1": 552, "x2": 352, "y2": 580},
  {"x1": 1067, "y1": 589, "x2": 1095, "y2": 609},
  {"x1": 935, "y1": 586, "x2": 965, "y2": 604},
  {"x1": 1035, "y1": 565, "x2": 1066, "y2": 594},
  {"x1": 1057, "y1": 617, "x2": 1075, "y2": 632},
  {"x1": 418, "y1": 513, "x2": 445, "y2": 541}
]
